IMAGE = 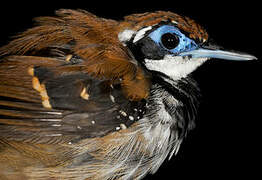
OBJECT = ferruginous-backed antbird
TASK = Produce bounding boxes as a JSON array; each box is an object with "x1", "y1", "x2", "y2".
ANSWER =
[{"x1": 0, "y1": 9, "x2": 257, "y2": 180}]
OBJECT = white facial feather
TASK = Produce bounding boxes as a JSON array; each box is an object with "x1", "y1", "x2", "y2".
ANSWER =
[
  {"x1": 118, "y1": 26, "x2": 153, "y2": 44},
  {"x1": 133, "y1": 26, "x2": 152, "y2": 43},
  {"x1": 118, "y1": 29, "x2": 136, "y2": 43},
  {"x1": 145, "y1": 55, "x2": 208, "y2": 80}
]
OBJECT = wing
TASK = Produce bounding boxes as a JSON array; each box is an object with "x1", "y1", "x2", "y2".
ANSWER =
[
  {"x1": 0, "y1": 55, "x2": 147, "y2": 145},
  {"x1": 0, "y1": 9, "x2": 150, "y2": 101},
  {"x1": 0, "y1": 10, "x2": 150, "y2": 171},
  {"x1": 0, "y1": 9, "x2": 151, "y2": 144}
]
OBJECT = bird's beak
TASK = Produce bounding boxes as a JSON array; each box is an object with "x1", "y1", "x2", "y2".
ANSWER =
[{"x1": 180, "y1": 45, "x2": 257, "y2": 61}]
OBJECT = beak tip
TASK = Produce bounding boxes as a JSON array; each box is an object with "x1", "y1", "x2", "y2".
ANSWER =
[
  {"x1": 253, "y1": 56, "x2": 258, "y2": 61},
  {"x1": 245, "y1": 55, "x2": 258, "y2": 61}
]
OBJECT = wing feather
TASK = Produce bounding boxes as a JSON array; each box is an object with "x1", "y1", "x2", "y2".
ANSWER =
[
  {"x1": 0, "y1": 55, "x2": 146, "y2": 144},
  {"x1": 0, "y1": 9, "x2": 151, "y2": 101}
]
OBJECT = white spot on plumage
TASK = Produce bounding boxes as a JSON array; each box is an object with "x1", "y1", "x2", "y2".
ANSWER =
[
  {"x1": 109, "y1": 94, "x2": 115, "y2": 103},
  {"x1": 129, "y1": 116, "x2": 134, "y2": 121},
  {"x1": 39, "y1": 119, "x2": 62, "y2": 122},
  {"x1": 119, "y1": 110, "x2": 127, "y2": 117},
  {"x1": 133, "y1": 26, "x2": 152, "y2": 43},
  {"x1": 52, "y1": 124, "x2": 61, "y2": 127},
  {"x1": 172, "y1": 20, "x2": 178, "y2": 24},
  {"x1": 116, "y1": 126, "x2": 121, "y2": 131},
  {"x1": 118, "y1": 29, "x2": 136, "y2": 43},
  {"x1": 45, "y1": 134, "x2": 62, "y2": 137},
  {"x1": 45, "y1": 112, "x2": 62, "y2": 115},
  {"x1": 120, "y1": 123, "x2": 127, "y2": 130}
]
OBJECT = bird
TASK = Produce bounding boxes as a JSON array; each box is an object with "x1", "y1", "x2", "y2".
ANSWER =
[{"x1": 0, "y1": 9, "x2": 257, "y2": 180}]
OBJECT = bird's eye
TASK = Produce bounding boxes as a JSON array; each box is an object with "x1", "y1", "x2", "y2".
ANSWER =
[
  {"x1": 161, "y1": 33, "x2": 179, "y2": 50},
  {"x1": 149, "y1": 25, "x2": 198, "y2": 55}
]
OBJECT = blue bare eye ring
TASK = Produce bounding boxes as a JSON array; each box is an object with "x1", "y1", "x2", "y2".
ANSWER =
[{"x1": 149, "y1": 25, "x2": 198, "y2": 54}]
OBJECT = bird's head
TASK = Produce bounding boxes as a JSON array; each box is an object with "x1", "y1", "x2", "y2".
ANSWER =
[{"x1": 118, "y1": 11, "x2": 257, "y2": 80}]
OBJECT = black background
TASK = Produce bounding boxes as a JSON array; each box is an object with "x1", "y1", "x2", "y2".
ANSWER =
[{"x1": 0, "y1": 2, "x2": 261, "y2": 179}]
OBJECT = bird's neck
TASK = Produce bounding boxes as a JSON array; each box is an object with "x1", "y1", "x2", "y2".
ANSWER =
[
  {"x1": 150, "y1": 73, "x2": 200, "y2": 132},
  {"x1": 145, "y1": 55, "x2": 208, "y2": 81}
]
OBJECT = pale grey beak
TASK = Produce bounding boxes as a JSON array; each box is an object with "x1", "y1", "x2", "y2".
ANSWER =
[{"x1": 180, "y1": 48, "x2": 257, "y2": 61}]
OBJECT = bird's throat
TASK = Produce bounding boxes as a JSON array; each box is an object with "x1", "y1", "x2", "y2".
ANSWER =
[{"x1": 144, "y1": 55, "x2": 208, "y2": 80}]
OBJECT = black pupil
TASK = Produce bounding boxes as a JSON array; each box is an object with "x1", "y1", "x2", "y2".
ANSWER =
[{"x1": 161, "y1": 33, "x2": 179, "y2": 50}]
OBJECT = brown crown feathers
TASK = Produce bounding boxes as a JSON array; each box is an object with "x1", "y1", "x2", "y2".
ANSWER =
[{"x1": 0, "y1": 9, "x2": 208, "y2": 101}]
